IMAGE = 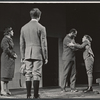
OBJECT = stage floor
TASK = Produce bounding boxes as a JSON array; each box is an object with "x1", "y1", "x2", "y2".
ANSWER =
[{"x1": 0, "y1": 84, "x2": 100, "y2": 99}]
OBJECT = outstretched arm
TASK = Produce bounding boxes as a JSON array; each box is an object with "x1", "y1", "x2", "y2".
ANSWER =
[
  {"x1": 64, "y1": 39, "x2": 78, "y2": 51},
  {"x1": 68, "y1": 41, "x2": 89, "y2": 49}
]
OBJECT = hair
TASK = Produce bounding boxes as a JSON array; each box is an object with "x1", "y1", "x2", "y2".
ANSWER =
[
  {"x1": 4, "y1": 27, "x2": 12, "y2": 36},
  {"x1": 84, "y1": 35, "x2": 92, "y2": 42},
  {"x1": 30, "y1": 8, "x2": 41, "y2": 19},
  {"x1": 69, "y1": 28, "x2": 77, "y2": 34}
]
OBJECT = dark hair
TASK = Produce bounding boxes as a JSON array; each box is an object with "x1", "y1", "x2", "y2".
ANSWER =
[
  {"x1": 4, "y1": 27, "x2": 12, "y2": 36},
  {"x1": 30, "y1": 8, "x2": 41, "y2": 19},
  {"x1": 84, "y1": 35, "x2": 92, "y2": 42},
  {"x1": 69, "y1": 28, "x2": 77, "y2": 34}
]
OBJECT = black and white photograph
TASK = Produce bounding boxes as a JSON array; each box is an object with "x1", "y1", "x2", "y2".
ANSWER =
[{"x1": 0, "y1": 1, "x2": 100, "y2": 99}]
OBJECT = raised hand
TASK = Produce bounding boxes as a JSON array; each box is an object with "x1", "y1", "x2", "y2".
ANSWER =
[
  {"x1": 68, "y1": 42, "x2": 74, "y2": 46},
  {"x1": 14, "y1": 53, "x2": 17, "y2": 59}
]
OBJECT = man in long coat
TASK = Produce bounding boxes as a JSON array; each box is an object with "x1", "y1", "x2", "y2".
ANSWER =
[{"x1": 61, "y1": 28, "x2": 78, "y2": 93}]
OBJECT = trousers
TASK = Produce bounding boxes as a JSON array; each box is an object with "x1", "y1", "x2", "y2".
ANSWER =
[
  {"x1": 85, "y1": 56, "x2": 94, "y2": 78},
  {"x1": 25, "y1": 59, "x2": 43, "y2": 81},
  {"x1": 61, "y1": 59, "x2": 76, "y2": 90}
]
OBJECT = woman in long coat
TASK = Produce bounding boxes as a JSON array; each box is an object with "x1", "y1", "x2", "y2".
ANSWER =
[{"x1": 1, "y1": 27, "x2": 17, "y2": 95}]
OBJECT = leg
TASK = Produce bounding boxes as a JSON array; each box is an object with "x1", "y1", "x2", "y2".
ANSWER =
[
  {"x1": 26, "y1": 81, "x2": 32, "y2": 98},
  {"x1": 5, "y1": 81, "x2": 11, "y2": 95},
  {"x1": 70, "y1": 60, "x2": 77, "y2": 92},
  {"x1": 1, "y1": 81, "x2": 7, "y2": 95},
  {"x1": 84, "y1": 57, "x2": 94, "y2": 93},
  {"x1": 33, "y1": 80, "x2": 40, "y2": 98},
  {"x1": 61, "y1": 60, "x2": 72, "y2": 91},
  {"x1": 25, "y1": 60, "x2": 33, "y2": 98},
  {"x1": 86, "y1": 58, "x2": 94, "y2": 87},
  {"x1": 32, "y1": 60, "x2": 43, "y2": 98}
]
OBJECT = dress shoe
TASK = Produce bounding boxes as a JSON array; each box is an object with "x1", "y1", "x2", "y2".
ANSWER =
[
  {"x1": 33, "y1": 94, "x2": 40, "y2": 99},
  {"x1": 7, "y1": 91, "x2": 11, "y2": 95},
  {"x1": 1, "y1": 91, "x2": 8, "y2": 96},
  {"x1": 61, "y1": 89, "x2": 67, "y2": 93},
  {"x1": 83, "y1": 87, "x2": 89, "y2": 91},
  {"x1": 83, "y1": 87, "x2": 93, "y2": 93},
  {"x1": 27, "y1": 95, "x2": 31, "y2": 99},
  {"x1": 71, "y1": 89, "x2": 78, "y2": 93}
]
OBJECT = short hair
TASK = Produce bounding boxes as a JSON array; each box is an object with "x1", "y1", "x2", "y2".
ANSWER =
[
  {"x1": 4, "y1": 27, "x2": 12, "y2": 36},
  {"x1": 30, "y1": 8, "x2": 41, "y2": 19},
  {"x1": 84, "y1": 35, "x2": 92, "y2": 42},
  {"x1": 69, "y1": 28, "x2": 77, "y2": 34}
]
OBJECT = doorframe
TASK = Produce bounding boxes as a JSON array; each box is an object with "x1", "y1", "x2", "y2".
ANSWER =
[{"x1": 42, "y1": 37, "x2": 59, "y2": 87}]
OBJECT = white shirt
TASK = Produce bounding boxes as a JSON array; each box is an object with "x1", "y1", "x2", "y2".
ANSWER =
[{"x1": 31, "y1": 19, "x2": 38, "y2": 22}]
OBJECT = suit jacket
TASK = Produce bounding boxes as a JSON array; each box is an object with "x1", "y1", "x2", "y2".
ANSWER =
[
  {"x1": 20, "y1": 20, "x2": 48, "y2": 60},
  {"x1": 62, "y1": 34, "x2": 77, "y2": 61}
]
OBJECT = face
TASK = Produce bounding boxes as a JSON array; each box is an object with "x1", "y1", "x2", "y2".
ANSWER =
[
  {"x1": 71, "y1": 31, "x2": 77, "y2": 38},
  {"x1": 10, "y1": 30, "x2": 14, "y2": 36},
  {"x1": 82, "y1": 36, "x2": 86, "y2": 42},
  {"x1": 37, "y1": 17, "x2": 40, "y2": 21},
  {"x1": 74, "y1": 31, "x2": 77, "y2": 37}
]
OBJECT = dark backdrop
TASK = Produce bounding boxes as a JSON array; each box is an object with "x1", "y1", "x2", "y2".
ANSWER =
[
  {"x1": 0, "y1": 3, "x2": 100, "y2": 86},
  {"x1": 65, "y1": 4, "x2": 100, "y2": 83}
]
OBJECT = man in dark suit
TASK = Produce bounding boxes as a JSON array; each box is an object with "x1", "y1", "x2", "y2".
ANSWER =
[
  {"x1": 61, "y1": 28, "x2": 78, "y2": 93},
  {"x1": 20, "y1": 8, "x2": 48, "y2": 98}
]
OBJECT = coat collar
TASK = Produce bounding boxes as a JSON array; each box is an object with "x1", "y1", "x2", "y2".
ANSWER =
[{"x1": 5, "y1": 35, "x2": 12, "y2": 41}]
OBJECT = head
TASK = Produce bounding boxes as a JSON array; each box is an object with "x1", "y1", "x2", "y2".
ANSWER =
[
  {"x1": 30, "y1": 8, "x2": 41, "y2": 21},
  {"x1": 69, "y1": 28, "x2": 77, "y2": 38},
  {"x1": 4, "y1": 27, "x2": 14, "y2": 37},
  {"x1": 82, "y1": 35, "x2": 92, "y2": 42}
]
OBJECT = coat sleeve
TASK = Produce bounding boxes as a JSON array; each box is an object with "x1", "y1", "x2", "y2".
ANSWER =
[
  {"x1": 41, "y1": 27, "x2": 48, "y2": 60},
  {"x1": 74, "y1": 41, "x2": 88, "y2": 49},
  {"x1": 65, "y1": 38, "x2": 78, "y2": 51},
  {"x1": 20, "y1": 28, "x2": 25, "y2": 59},
  {"x1": 68, "y1": 43, "x2": 78, "y2": 51},
  {"x1": 1, "y1": 38, "x2": 15, "y2": 58}
]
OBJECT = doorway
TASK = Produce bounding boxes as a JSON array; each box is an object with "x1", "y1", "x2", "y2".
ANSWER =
[{"x1": 42, "y1": 37, "x2": 58, "y2": 87}]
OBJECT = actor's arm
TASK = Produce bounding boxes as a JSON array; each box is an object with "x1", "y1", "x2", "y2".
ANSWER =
[
  {"x1": 2, "y1": 39, "x2": 16, "y2": 58},
  {"x1": 20, "y1": 28, "x2": 25, "y2": 61},
  {"x1": 66, "y1": 39, "x2": 78, "y2": 51},
  {"x1": 41, "y1": 27, "x2": 48, "y2": 64},
  {"x1": 69, "y1": 41, "x2": 89, "y2": 49}
]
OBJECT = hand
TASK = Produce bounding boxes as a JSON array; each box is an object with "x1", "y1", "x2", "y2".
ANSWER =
[
  {"x1": 21, "y1": 58, "x2": 25, "y2": 63},
  {"x1": 14, "y1": 54, "x2": 17, "y2": 58},
  {"x1": 68, "y1": 42, "x2": 74, "y2": 46},
  {"x1": 86, "y1": 45, "x2": 89, "y2": 49},
  {"x1": 45, "y1": 59, "x2": 48, "y2": 64}
]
